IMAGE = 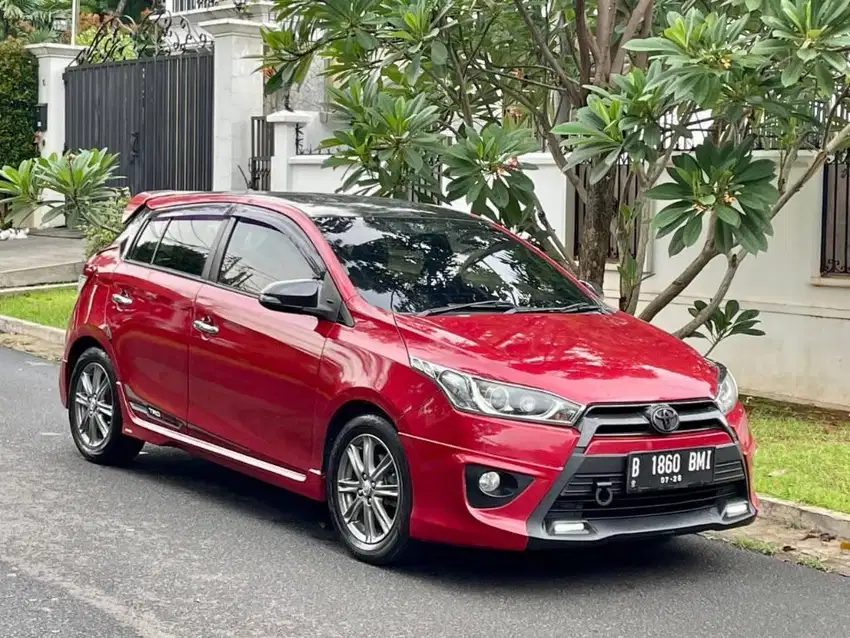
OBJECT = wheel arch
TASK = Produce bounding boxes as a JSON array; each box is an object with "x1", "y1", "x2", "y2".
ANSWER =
[
  {"x1": 321, "y1": 399, "x2": 395, "y2": 475},
  {"x1": 65, "y1": 334, "x2": 110, "y2": 391}
]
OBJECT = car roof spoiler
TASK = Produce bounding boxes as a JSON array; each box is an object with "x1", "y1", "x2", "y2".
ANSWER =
[{"x1": 122, "y1": 191, "x2": 181, "y2": 223}]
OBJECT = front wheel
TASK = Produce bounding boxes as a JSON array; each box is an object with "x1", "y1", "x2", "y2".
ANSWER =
[
  {"x1": 326, "y1": 415, "x2": 413, "y2": 565},
  {"x1": 69, "y1": 347, "x2": 144, "y2": 466}
]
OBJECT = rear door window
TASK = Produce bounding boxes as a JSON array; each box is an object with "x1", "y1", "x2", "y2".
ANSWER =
[
  {"x1": 128, "y1": 218, "x2": 168, "y2": 264},
  {"x1": 152, "y1": 218, "x2": 222, "y2": 278}
]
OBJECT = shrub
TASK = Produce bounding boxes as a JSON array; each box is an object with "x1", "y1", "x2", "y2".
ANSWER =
[
  {"x1": 82, "y1": 191, "x2": 128, "y2": 257},
  {"x1": 0, "y1": 39, "x2": 37, "y2": 170}
]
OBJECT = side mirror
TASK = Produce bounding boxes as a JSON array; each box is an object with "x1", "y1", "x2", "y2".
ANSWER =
[
  {"x1": 259, "y1": 279, "x2": 320, "y2": 313},
  {"x1": 581, "y1": 279, "x2": 604, "y2": 299},
  {"x1": 258, "y1": 274, "x2": 352, "y2": 325}
]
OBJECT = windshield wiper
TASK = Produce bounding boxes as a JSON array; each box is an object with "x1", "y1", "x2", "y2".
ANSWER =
[
  {"x1": 417, "y1": 300, "x2": 517, "y2": 316},
  {"x1": 506, "y1": 302, "x2": 604, "y2": 314}
]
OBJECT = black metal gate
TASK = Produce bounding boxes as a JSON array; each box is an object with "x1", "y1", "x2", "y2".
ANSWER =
[
  {"x1": 822, "y1": 154, "x2": 850, "y2": 276},
  {"x1": 63, "y1": 15, "x2": 214, "y2": 194}
]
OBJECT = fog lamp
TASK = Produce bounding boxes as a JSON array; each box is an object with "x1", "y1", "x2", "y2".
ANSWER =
[{"x1": 478, "y1": 471, "x2": 501, "y2": 494}]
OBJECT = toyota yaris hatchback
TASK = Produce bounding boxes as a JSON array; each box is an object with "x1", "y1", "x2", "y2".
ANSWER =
[{"x1": 61, "y1": 191, "x2": 757, "y2": 564}]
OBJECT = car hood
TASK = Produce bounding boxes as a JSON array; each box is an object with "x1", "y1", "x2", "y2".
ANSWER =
[{"x1": 395, "y1": 310, "x2": 719, "y2": 406}]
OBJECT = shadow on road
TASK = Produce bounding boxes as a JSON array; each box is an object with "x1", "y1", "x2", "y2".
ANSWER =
[{"x1": 126, "y1": 446, "x2": 727, "y2": 587}]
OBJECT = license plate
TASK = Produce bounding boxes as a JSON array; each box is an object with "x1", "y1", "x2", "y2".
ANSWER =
[{"x1": 626, "y1": 447, "x2": 715, "y2": 493}]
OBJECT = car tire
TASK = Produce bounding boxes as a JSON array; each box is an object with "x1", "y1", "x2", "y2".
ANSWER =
[
  {"x1": 68, "y1": 347, "x2": 144, "y2": 466},
  {"x1": 326, "y1": 414, "x2": 413, "y2": 565}
]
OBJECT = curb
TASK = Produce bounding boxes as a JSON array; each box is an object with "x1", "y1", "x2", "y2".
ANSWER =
[
  {"x1": 0, "y1": 282, "x2": 77, "y2": 296},
  {"x1": 0, "y1": 261, "x2": 83, "y2": 289},
  {"x1": 758, "y1": 495, "x2": 850, "y2": 539},
  {"x1": 0, "y1": 314, "x2": 65, "y2": 346}
]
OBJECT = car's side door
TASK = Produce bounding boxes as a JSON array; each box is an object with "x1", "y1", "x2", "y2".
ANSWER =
[
  {"x1": 187, "y1": 206, "x2": 329, "y2": 473},
  {"x1": 106, "y1": 205, "x2": 228, "y2": 430}
]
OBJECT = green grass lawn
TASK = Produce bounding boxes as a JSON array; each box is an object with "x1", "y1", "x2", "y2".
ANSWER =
[
  {"x1": 0, "y1": 286, "x2": 78, "y2": 329},
  {"x1": 746, "y1": 396, "x2": 850, "y2": 515}
]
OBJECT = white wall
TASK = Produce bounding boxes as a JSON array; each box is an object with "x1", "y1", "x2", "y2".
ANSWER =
[{"x1": 278, "y1": 123, "x2": 850, "y2": 409}]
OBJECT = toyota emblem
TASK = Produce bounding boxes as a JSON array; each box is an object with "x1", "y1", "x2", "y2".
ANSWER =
[{"x1": 647, "y1": 404, "x2": 680, "y2": 434}]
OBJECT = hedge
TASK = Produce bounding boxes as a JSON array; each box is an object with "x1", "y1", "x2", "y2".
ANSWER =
[{"x1": 0, "y1": 39, "x2": 38, "y2": 170}]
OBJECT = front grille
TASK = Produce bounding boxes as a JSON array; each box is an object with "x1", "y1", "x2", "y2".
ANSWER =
[
  {"x1": 546, "y1": 446, "x2": 747, "y2": 521},
  {"x1": 582, "y1": 400, "x2": 725, "y2": 437}
]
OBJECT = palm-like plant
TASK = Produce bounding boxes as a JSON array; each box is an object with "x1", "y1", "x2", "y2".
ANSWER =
[{"x1": 0, "y1": 149, "x2": 123, "y2": 231}]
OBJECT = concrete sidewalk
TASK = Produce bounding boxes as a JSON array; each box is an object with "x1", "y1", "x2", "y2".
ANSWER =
[{"x1": 0, "y1": 236, "x2": 84, "y2": 288}]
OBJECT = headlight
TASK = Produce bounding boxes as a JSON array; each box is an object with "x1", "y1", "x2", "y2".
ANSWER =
[
  {"x1": 714, "y1": 362, "x2": 738, "y2": 414},
  {"x1": 410, "y1": 357, "x2": 581, "y2": 426}
]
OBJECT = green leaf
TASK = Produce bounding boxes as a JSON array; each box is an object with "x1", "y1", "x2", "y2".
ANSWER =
[
  {"x1": 668, "y1": 226, "x2": 687, "y2": 256},
  {"x1": 491, "y1": 179, "x2": 509, "y2": 208},
  {"x1": 796, "y1": 47, "x2": 819, "y2": 62},
  {"x1": 781, "y1": 57, "x2": 804, "y2": 87},
  {"x1": 714, "y1": 218, "x2": 736, "y2": 254},
  {"x1": 737, "y1": 309, "x2": 760, "y2": 322},
  {"x1": 736, "y1": 159, "x2": 776, "y2": 183},
  {"x1": 725, "y1": 299, "x2": 740, "y2": 321},
  {"x1": 589, "y1": 161, "x2": 613, "y2": 185},
  {"x1": 814, "y1": 62, "x2": 834, "y2": 95},
  {"x1": 715, "y1": 204, "x2": 742, "y2": 227},
  {"x1": 745, "y1": 0, "x2": 762, "y2": 11},
  {"x1": 403, "y1": 147, "x2": 424, "y2": 171},
  {"x1": 646, "y1": 182, "x2": 692, "y2": 200},
  {"x1": 622, "y1": 37, "x2": 683, "y2": 54},
  {"x1": 652, "y1": 201, "x2": 693, "y2": 229},
  {"x1": 430, "y1": 40, "x2": 448, "y2": 66},
  {"x1": 682, "y1": 214, "x2": 703, "y2": 247}
]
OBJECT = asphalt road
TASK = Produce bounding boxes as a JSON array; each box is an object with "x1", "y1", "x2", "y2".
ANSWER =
[{"x1": 1, "y1": 346, "x2": 848, "y2": 638}]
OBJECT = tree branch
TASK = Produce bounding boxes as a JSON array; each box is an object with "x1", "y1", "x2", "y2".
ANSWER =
[
  {"x1": 821, "y1": 85, "x2": 850, "y2": 148},
  {"x1": 611, "y1": 0, "x2": 653, "y2": 73},
  {"x1": 639, "y1": 241, "x2": 720, "y2": 323},
  {"x1": 673, "y1": 252, "x2": 745, "y2": 339},
  {"x1": 593, "y1": 0, "x2": 617, "y2": 82},
  {"x1": 575, "y1": 0, "x2": 598, "y2": 85},
  {"x1": 622, "y1": 108, "x2": 694, "y2": 313},
  {"x1": 512, "y1": 0, "x2": 574, "y2": 92},
  {"x1": 769, "y1": 121, "x2": 850, "y2": 220}
]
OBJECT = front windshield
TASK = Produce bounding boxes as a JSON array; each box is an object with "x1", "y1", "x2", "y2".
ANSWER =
[{"x1": 314, "y1": 215, "x2": 596, "y2": 314}]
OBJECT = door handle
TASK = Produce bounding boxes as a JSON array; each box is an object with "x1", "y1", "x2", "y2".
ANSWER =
[
  {"x1": 193, "y1": 319, "x2": 219, "y2": 335},
  {"x1": 112, "y1": 292, "x2": 132, "y2": 306}
]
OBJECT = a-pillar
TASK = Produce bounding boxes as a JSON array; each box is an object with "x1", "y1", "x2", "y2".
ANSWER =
[
  {"x1": 199, "y1": 18, "x2": 265, "y2": 191},
  {"x1": 24, "y1": 44, "x2": 83, "y2": 227}
]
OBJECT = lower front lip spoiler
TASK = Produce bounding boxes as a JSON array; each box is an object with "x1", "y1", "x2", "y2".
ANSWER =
[{"x1": 532, "y1": 503, "x2": 757, "y2": 548}]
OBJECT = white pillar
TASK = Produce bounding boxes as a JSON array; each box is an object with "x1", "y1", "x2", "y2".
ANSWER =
[
  {"x1": 24, "y1": 44, "x2": 83, "y2": 159},
  {"x1": 200, "y1": 18, "x2": 265, "y2": 191},
  {"x1": 267, "y1": 110, "x2": 313, "y2": 192},
  {"x1": 24, "y1": 43, "x2": 83, "y2": 228}
]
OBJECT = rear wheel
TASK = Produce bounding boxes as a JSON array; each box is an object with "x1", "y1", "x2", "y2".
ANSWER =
[
  {"x1": 69, "y1": 347, "x2": 144, "y2": 466},
  {"x1": 327, "y1": 415, "x2": 413, "y2": 565}
]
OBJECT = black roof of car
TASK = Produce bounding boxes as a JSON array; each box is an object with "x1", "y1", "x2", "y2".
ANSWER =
[{"x1": 262, "y1": 192, "x2": 478, "y2": 221}]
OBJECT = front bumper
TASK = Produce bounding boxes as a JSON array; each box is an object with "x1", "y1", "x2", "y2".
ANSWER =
[{"x1": 400, "y1": 399, "x2": 757, "y2": 551}]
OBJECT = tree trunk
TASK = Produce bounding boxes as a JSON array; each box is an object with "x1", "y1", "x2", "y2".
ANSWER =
[
  {"x1": 578, "y1": 170, "x2": 616, "y2": 289},
  {"x1": 114, "y1": 0, "x2": 129, "y2": 18}
]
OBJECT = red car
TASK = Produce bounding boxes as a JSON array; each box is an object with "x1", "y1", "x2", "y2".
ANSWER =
[{"x1": 60, "y1": 191, "x2": 757, "y2": 564}]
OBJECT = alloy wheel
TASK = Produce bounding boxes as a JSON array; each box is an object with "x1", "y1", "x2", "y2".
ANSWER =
[
  {"x1": 336, "y1": 434, "x2": 401, "y2": 546},
  {"x1": 73, "y1": 362, "x2": 114, "y2": 450}
]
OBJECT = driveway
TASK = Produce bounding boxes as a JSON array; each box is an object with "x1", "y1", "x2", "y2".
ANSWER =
[{"x1": 0, "y1": 346, "x2": 848, "y2": 638}]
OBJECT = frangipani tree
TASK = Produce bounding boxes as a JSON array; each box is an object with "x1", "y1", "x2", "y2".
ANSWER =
[
  {"x1": 556, "y1": 1, "x2": 850, "y2": 335},
  {"x1": 262, "y1": 0, "x2": 850, "y2": 341}
]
